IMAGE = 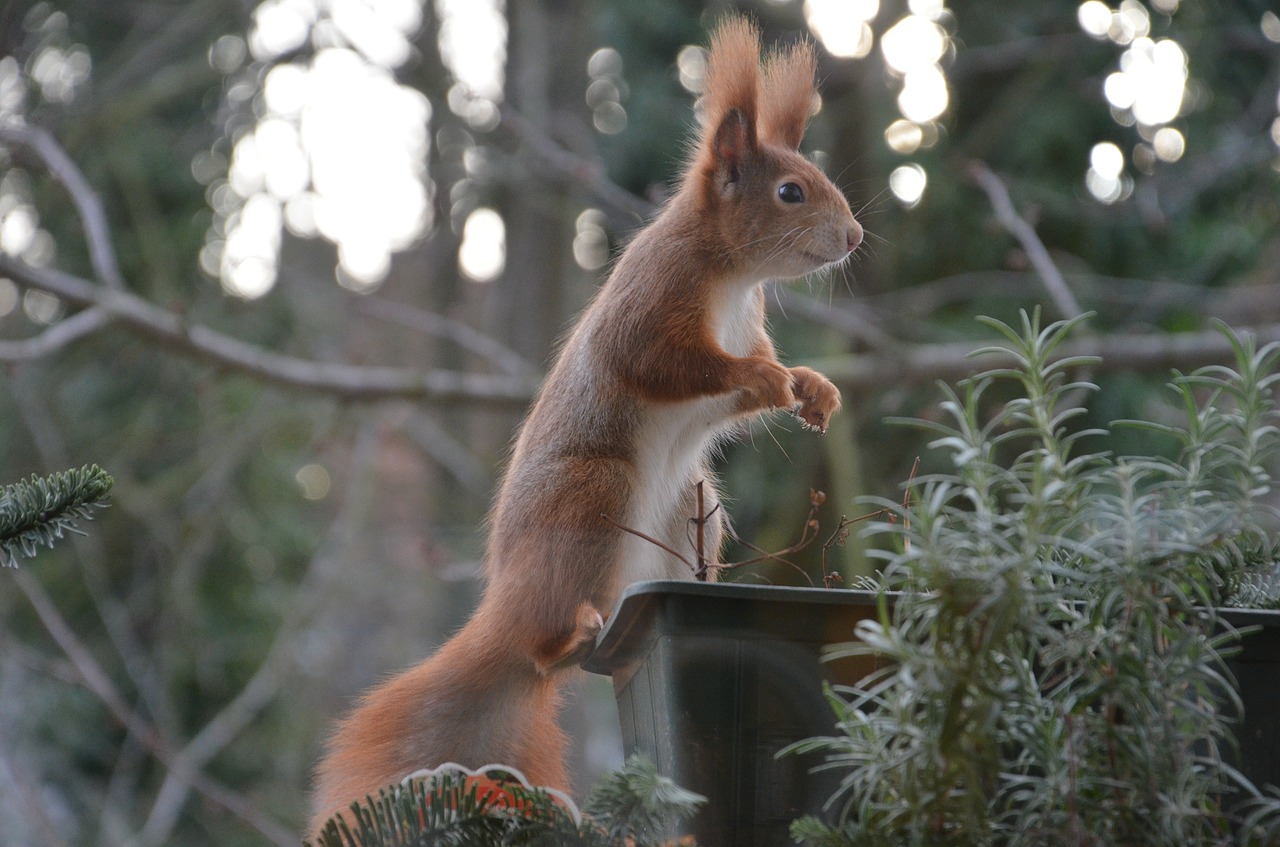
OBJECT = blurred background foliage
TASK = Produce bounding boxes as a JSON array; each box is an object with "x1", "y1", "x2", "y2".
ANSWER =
[{"x1": 0, "y1": 0, "x2": 1277, "y2": 844}]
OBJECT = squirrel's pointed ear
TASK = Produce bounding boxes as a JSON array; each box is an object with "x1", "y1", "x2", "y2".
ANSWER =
[{"x1": 712, "y1": 106, "x2": 755, "y2": 185}]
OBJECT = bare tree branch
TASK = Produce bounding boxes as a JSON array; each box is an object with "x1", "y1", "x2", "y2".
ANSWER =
[
  {"x1": 393, "y1": 404, "x2": 493, "y2": 495},
  {"x1": 969, "y1": 161, "x2": 1085, "y2": 320},
  {"x1": 499, "y1": 103, "x2": 656, "y2": 223},
  {"x1": 0, "y1": 306, "x2": 111, "y2": 360},
  {"x1": 0, "y1": 253, "x2": 536, "y2": 406},
  {"x1": 7, "y1": 369, "x2": 177, "y2": 730},
  {"x1": 139, "y1": 415, "x2": 387, "y2": 845},
  {"x1": 0, "y1": 711, "x2": 74, "y2": 847},
  {"x1": 355, "y1": 293, "x2": 538, "y2": 379},
  {"x1": 0, "y1": 124, "x2": 127, "y2": 291},
  {"x1": 4, "y1": 122, "x2": 1275, "y2": 411},
  {"x1": 10, "y1": 569, "x2": 298, "y2": 847},
  {"x1": 770, "y1": 287, "x2": 898, "y2": 350},
  {"x1": 0, "y1": 122, "x2": 536, "y2": 405}
]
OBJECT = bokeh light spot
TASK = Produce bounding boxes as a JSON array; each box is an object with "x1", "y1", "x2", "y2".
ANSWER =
[
  {"x1": 805, "y1": 0, "x2": 878, "y2": 59},
  {"x1": 889, "y1": 163, "x2": 927, "y2": 207},
  {"x1": 296, "y1": 463, "x2": 331, "y2": 500},
  {"x1": 458, "y1": 207, "x2": 505, "y2": 283},
  {"x1": 1152, "y1": 126, "x2": 1185, "y2": 162},
  {"x1": 885, "y1": 119, "x2": 924, "y2": 154}
]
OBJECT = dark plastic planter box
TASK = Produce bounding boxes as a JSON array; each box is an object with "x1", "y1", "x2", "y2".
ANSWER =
[
  {"x1": 582, "y1": 580, "x2": 890, "y2": 845},
  {"x1": 1221, "y1": 605, "x2": 1280, "y2": 790},
  {"x1": 583, "y1": 579, "x2": 1280, "y2": 845}
]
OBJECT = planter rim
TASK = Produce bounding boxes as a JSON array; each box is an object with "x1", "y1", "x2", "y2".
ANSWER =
[
  {"x1": 584, "y1": 580, "x2": 889, "y2": 675},
  {"x1": 610, "y1": 578, "x2": 886, "y2": 607},
  {"x1": 1218, "y1": 604, "x2": 1280, "y2": 628}
]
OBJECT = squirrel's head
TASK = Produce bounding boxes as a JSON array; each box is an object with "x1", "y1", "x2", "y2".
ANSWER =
[{"x1": 687, "y1": 16, "x2": 862, "y2": 281}]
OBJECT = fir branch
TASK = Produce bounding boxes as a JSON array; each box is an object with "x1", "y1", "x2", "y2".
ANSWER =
[
  {"x1": 0, "y1": 465, "x2": 114, "y2": 568},
  {"x1": 311, "y1": 769, "x2": 580, "y2": 847},
  {"x1": 309, "y1": 756, "x2": 703, "y2": 847},
  {"x1": 583, "y1": 753, "x2": 706, "y2": 845}
]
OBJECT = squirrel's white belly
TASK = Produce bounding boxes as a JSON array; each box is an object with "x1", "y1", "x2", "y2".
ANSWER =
[
  {"x1": 615, "y1": 284, "x2": 762, "y2": 585},
  {"x1": 617, "y1": 395, "x2": 737, "y2": 585}
]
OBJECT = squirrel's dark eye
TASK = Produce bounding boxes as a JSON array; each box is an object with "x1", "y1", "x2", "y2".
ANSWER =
[{"x1": 778, "y1": 182, "x2": 805, "y2": 204}]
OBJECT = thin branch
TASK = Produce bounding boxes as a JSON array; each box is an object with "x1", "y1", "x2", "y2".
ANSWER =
[
  {"x1": 713, "y1": 490, "x2": 829, "y2": 581},
  {"x1": 969, "y1": 161, "x2": 1085, "y2": 321},
  {"x1": 140, "y1": 415, "x2": 387, "y2": 845},
  {"x1": 394, "y1": 405, "x2": 493, "y2": 496},
  {"x1": 857, "y1": 272, "x2": 1280, "y2": 323},
  {"x1": 770, "y1": 287, "x2": 898, "y2": 351},
  {"x1": 10, "y1": 569, "x2": 297, "y2": 847},
  {"x1": 7, "y1": 372, "x2": 177, "y2": 728},
  {"x1": 140, "y1": 641, "x2": 289, "y2": 846},
  {"x1": 0, "y1": 306, "x2": 111, "y2": 360},
  {"x1": 0, "y1": 124, "x2": 127, "y2": 291},
  {"x1": 498, "y1": 103, "x2": 657, "y2": 223},
  {"x1": 0, "y1": 123, "x2": 535, "y2": 405},
  {"x1": 355, "y1": 294, "x2": 538, "y2": 379},
  {"x1": 0, "y1": 717, "x2": 74, "y2": 847},
  {"x1": 694, "y1": 480, "x2": 706, "y2": 577},
  {"x1": 717, "y1": 524, "x2": 816, "y2": 584},
  {"x1": 601, "y1": 513, "x2": 694, "y2": 571},
  {"x1": 0, "y1": 253, "x2": 536, "y2": 406}
]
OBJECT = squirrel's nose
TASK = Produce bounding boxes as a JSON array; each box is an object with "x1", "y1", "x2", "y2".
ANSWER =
[{"x1": 846, "y1": 219, "x2": 864, "y2": 254}]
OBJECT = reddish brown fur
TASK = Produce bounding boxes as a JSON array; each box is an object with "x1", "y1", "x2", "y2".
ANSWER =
[
  {"x1": 760, "y1": 42, "x2": 818, "y2": 149},
  {"x1": 696, "y1": 16, "x2": 761, "y2": 161},
  {"x1": 309, "y1": 14, "x2": 862, "y2": 836}
]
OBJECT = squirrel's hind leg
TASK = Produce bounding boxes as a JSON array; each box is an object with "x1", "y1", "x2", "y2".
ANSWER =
[{"x1": 534, "y1": 602, "x2": 605, "y2": 673}]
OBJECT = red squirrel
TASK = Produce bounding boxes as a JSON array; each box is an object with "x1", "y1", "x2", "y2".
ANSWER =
[{"x1": 309, "y1": 16, "x2": 862, "y2": 833}]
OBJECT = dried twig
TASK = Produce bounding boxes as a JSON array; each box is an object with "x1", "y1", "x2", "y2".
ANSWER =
[
  {"x1": 689, "y1": 480, "x2": 726, "y2": 581},
  {"x1": 611, "y1": 461, "x2": 924, "y2": 588},
  {"x1": 711, "y1": 488, "x2": 828, "y2": 582},
  {"x1": 805, "y1": 459, "x2": 920, "y2": 587},
  {"x1": 601, "y1": 513, "x2": 693, "y2": 570}
]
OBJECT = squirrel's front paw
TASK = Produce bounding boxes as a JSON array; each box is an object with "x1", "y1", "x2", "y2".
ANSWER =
[
  {"x1": 789, "y1": 366, "x2": 841, "y2": 433},
  {"x1": 738, "y1": 357, "x2": 796, "y2": 414}
]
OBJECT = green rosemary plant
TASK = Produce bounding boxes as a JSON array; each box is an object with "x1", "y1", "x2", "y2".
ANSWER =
[
  {"x1": 790, "y1": 312, "x2": 1280, "y2": 846},
  {"x1": 0, "y1": 464, "x2": 114, "y2": 568}
]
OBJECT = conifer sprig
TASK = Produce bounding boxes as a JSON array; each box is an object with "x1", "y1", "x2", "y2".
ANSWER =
[
  {"x1": 310, "y1": 755, "x2": 704, "y2": 847},
  {"x1": 0, "y1": 465, "x2": 114, "y2": 568}
]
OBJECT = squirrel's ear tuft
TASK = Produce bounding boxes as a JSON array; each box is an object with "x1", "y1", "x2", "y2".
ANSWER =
[
  {"x1": 759, "y1": 40, "x2": 817, "y2": 150},
  {"x1": 697, "y1": 16, "x2": 761, "y2": 159}
]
